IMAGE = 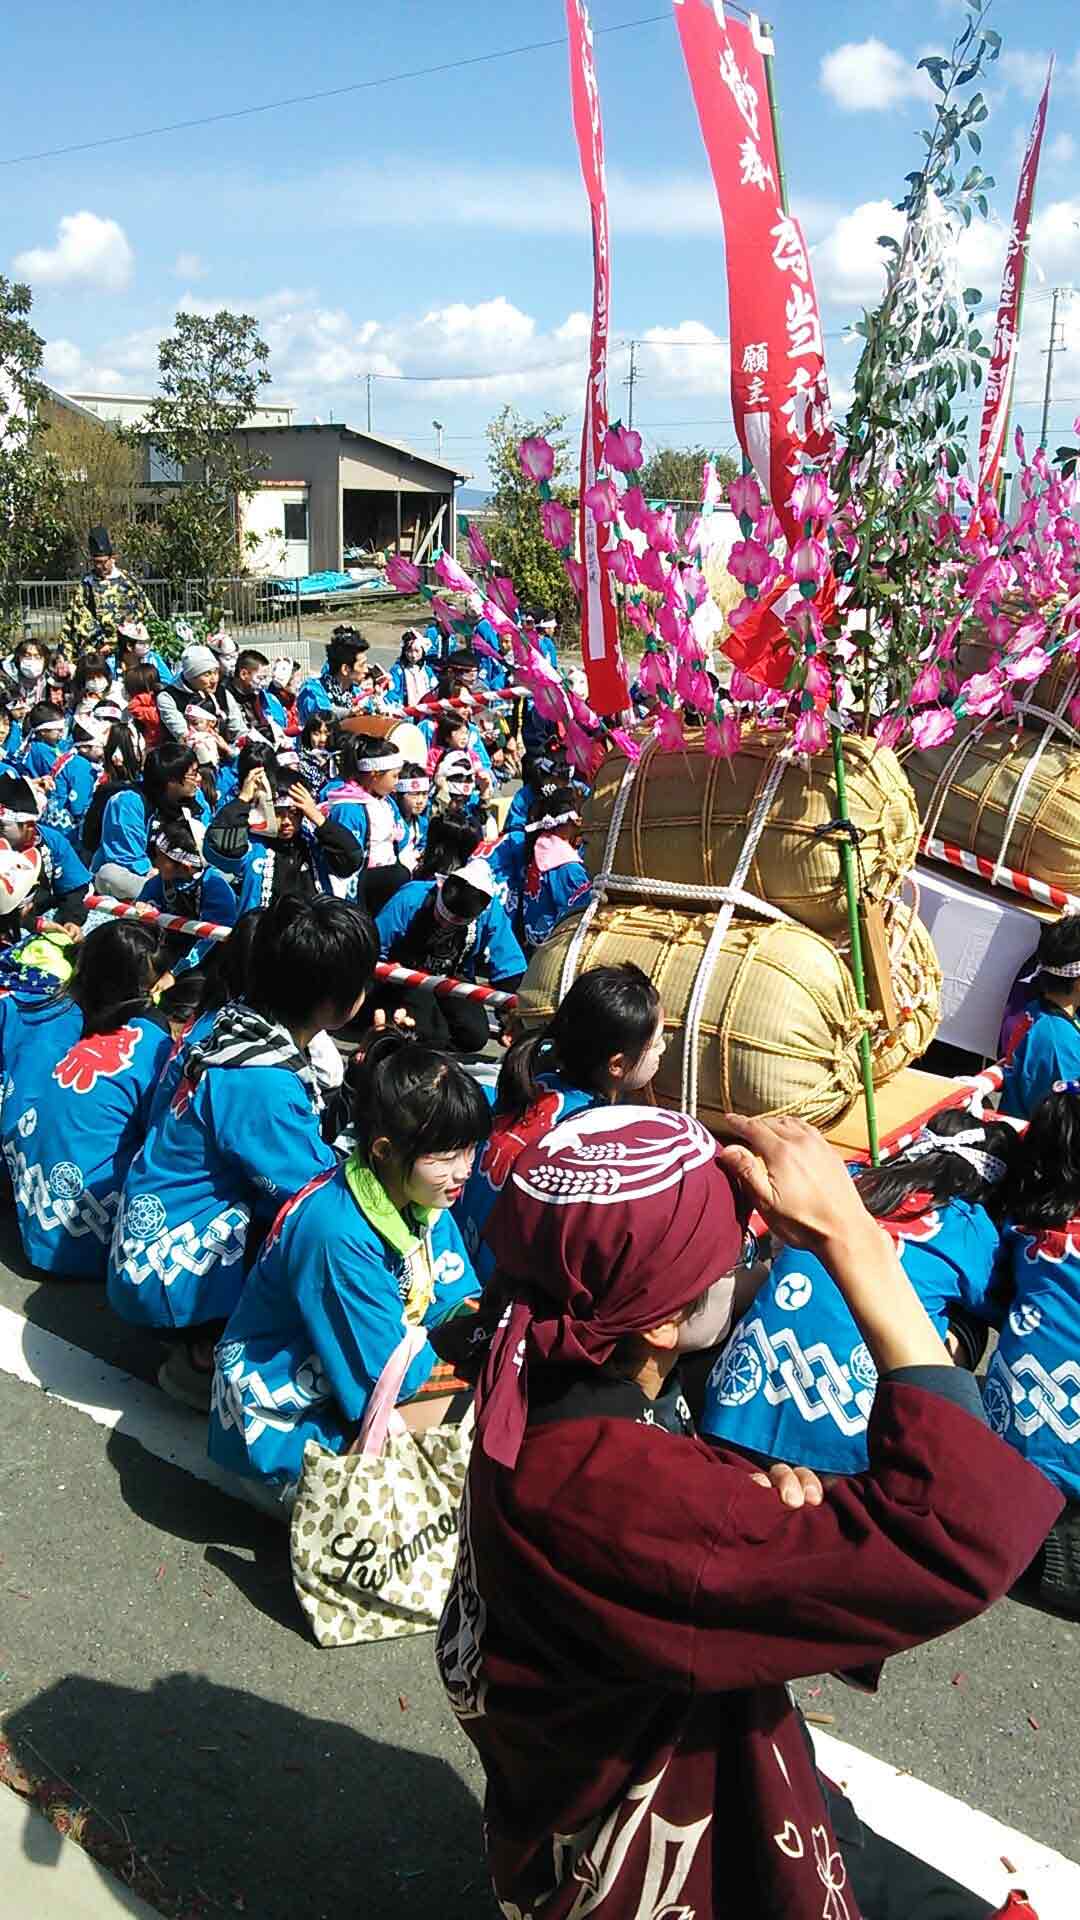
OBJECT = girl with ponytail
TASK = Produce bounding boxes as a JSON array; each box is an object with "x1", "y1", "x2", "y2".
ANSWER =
[
  {"x1": 702, "y1": 1106, "x2": 1020, "y2": 1474},
  {"x1": 454, "y1": 962, "x2": 666, "y2": 1284}
]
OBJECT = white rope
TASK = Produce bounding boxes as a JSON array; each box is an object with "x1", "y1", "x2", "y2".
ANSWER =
[
  {"x1": 990, "y1": 666, "x2": 1079, "y2": 890},
  {"x1": 559, "y1": 750, "x2": 641, "y2": 1000},
  {"x1": 681, "y1": 752, "x2": 789, "y2": 1113}
]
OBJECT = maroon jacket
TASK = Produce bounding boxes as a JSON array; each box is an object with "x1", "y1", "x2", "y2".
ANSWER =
[{"x1": 437, "y1": 1370, "x2": 1060, "y2": 1919}]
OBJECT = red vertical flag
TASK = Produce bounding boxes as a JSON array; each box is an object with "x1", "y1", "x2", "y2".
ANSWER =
[
  {"x1": 566, "y1": 0, "x2": 628, "y2": 716},
  {"x1": 978, "y1": 58, "x2": 1054, "y2": 495},
  {"x1": 673, "y1": 0, "x2": 832, "y2": 546}
]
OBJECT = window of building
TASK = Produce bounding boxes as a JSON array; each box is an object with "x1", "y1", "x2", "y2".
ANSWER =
[{"x1": 283, "y1": 500, "x2": 308, "y2": 540}]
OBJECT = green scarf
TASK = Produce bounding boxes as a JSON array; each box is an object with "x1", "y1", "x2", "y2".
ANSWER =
[{"x1": 344, "y1": 1155, "x2": 438, "y2": 1324}]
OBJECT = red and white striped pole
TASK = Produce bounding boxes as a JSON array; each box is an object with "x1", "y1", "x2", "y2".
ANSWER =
[
  {"x1": 77, "y1": 894, "x2": 520, "y2": 1011},
  {"x1": 920, "y1": 835, "x2": 1080, "y2": 915}
]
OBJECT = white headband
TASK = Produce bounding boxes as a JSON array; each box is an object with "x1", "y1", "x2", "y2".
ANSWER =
[
  {"x1": 357, "y1": 745, "x2": 404, "y2": 772},
  {"x1": 1039, "y1": 958, "x2": 1080, "y2": 978},
  {"x1": 903, "y1": 1128, "x2": 1007, "y2": 1183},
  {"x1": 396, "y1": 777, "x2": 430, "y2": 794},
  {"x1": 525, "y1": 808, "x2": 581, "y2": 834}
]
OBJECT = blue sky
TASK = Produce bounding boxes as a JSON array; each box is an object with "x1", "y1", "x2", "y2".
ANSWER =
[{"x1": 3, "y1": 1, "x2": 1080, "y2": 483}]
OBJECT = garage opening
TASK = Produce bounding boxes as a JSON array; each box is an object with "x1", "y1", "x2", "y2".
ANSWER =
[{"x1": 342, "y1": 489, "x2": 450, "y2": 564}]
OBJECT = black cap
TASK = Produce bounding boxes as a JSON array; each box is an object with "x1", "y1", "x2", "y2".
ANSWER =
[
  {"x1": 0, "y1": 774, "x2": 43, "y2": 822},
  {"x1": 88, "y1": 526, "x2": 112, "y2": 557}
]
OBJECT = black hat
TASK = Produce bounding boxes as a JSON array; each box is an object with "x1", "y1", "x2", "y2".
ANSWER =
[
  {"x1": 447, "y1": 648, "x2": 480, "y2": 673},
  {"x1": 88, "y1": 526, "x2": 112, "y2": 557},
  {"x1": 0, "y1": 774, "x2": 43, "y2": 823}
]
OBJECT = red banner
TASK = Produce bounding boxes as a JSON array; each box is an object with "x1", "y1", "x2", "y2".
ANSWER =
[
  {"x1": 978, "y1": 58, "x2": 1053, "y2": 496},
  {"x1": 673, "y1": 1, "x2": 832, "y2": 546},
  {"x1": 566, "y1": 0, "x2": 628, "y2": 716}
]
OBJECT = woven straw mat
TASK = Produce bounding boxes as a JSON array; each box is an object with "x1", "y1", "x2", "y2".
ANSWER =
[
  {"x1": 906, "y1": 722, "x2": 1080, "y2": 895},
  {"x1": 580, "y1": 729, "x2": 918, "y2": 937},
  {"x1": 517, "y1": 903, "x2": 871, "y2": 1131}
]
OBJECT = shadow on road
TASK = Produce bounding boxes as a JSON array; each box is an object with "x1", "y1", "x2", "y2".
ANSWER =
[{"x1": 4, "y1": 1670, "x2": 495, "y2": 1919}]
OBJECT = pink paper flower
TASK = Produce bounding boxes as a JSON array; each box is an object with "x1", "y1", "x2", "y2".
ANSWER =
[
  {"x1": 518, "y1": 436, "x2": 555, "y2": 484},
  {"x1": 874, "y1": 713, "x2": 906, "y2": 750},
  {"x1": 728, "y1": 474, "x2": 763, "y2": 522},
  {"x1": 638, "y1": 647, "x2": 674, "y2": 696},
  {"x1": 603, "y1": 422, "x2": 643, "y2": 473},
  {"x1": 793, "y1": 708, "x2": 829, "y2": 754},
  {"x1": 911, "y1": 707, "x2": 957, "y2": 751},
  {"x1": 624, "y1": 598, "x2": 653, "y2": 634},
  {"x1": 791, "y1": 470, "x2": 835, "y2": 527},
  {"x1": 804, "y1": 654, "x2": 831, "y2": 702},
  {"x1": 607, "y1": 727, "x2": 640, "y2": 761},
  {"x1": 635, "y1": 548, "x2": 668, "y2": 594},
  {"x1": 465, "y1": 524, "x2": 492, "y2": 573},
  {"x1": 434, "y1": 551, "x2": 478, "y2": 595},
  {"x1": 608, "y1": 542, "x2": 639, "y2": 586},
  {"x1": 487, "y1": 575, "x2": 518, "y2": 617},
  {"x1": 618, "y1": 487, "x2": 650, "y2": 533},
  {"x1": 730, "y1": 667, "x2": 768, "y2": 703},
  {"x1": 540, "y1": 499, "x2": 575, "y2": 550},
  {"x1": 960, "y1": 669, "x2": 1005, "y2": 717},
  {"x1": 564, "y1": 557, "x2": 585, "y2": 595},
  {"x1": 705, "y1": 713, "x2": 741, "y2": 759},
  {"x1": 657, "y1": 600, "x2": 690, "y2": 651},
  {"x1": 430, "y1": 594, "x2": 457, "y2": 631},
  {"x1": 654, "y1": 706, "x2": 686, "y2": 753},
  {"x1": 386, "y1": 552, "x2": 421, "y2": 593},
  {"x1": 728, "y1": 538, "x2": 779, "y2": 591},
  {"x1": 676, "y1": 660, "x2": 714, "y2": 712},
  {"x1": 790, "y1": 537, "x2": 829, "y2": 590},
  {"x1": 1004, "y1": 647, "x2": 1052, "y2": 683},
  {"x1": 646, "y1": 508, "x2": 678, "y2": 554},
  {"x1": 910, "y1": 663, "x2": 942, "y2": 706},
  {"x1": 583, "y1": 478, "x2": 618, "y2": 524}
]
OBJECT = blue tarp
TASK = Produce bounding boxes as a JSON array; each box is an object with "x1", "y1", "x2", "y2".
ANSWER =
[{"x1": 268, "y1": 569, "x2": 388, "y2": 598}]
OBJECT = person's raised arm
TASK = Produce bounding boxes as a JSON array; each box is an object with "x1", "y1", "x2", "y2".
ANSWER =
[{"x1": 717, "y1": 1114, "x2": 951, "y2": 1377}]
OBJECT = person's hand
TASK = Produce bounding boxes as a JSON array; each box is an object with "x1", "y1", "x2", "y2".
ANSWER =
[
  {"x1": 239, "y1": 767, "x2": 271, "y2": 805},
  {"x1": 371, "y1": 1006, "x2": 415, "y2": 1033},
  {"x1": 288, "y1": 782, "x2": 324, "y2": 825},
  {"x1": 749, "y1": 1461, "x2": 826, "y2": 1510},
  {"x1": 716, "y1": 1113, "x2": 880, "y2": 1259},
  {"x1": 152, "y1": 971, "x2": 176, "y2": 1000}
]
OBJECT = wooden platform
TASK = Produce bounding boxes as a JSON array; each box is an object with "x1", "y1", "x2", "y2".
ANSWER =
[{"x1": 823, "y1": 1065, "x2": 996, "y2": 1161}]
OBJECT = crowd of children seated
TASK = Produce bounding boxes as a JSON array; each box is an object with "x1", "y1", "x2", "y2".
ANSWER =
[{"x1": 0, "y1": 534, "x2": 1076, "y2": 1918}]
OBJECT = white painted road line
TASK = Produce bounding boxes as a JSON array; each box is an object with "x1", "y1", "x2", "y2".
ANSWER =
[
  {"x1": 813, "y1": 1729, "x2": 1080, "y2": 1920},
  {"x1": 1, "y1": 1299, "x2": 1079, "y2": 1911},
  {"x1": 0, "y1": 1302, "x2": 283, "y2": 1519}
]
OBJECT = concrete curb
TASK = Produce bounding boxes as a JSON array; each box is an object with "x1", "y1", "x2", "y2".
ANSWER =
[{"x1": 0, "y1": 1785, "x2": 162, "y2": 1918}]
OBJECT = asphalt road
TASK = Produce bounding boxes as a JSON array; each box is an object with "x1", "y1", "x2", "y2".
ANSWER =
[{"x1": 0, "y1": 1209, "x2": 1077, "y2": 1917}]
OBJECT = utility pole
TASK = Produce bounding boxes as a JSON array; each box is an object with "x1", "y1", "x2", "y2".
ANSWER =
[
  {"x1": 624, "y1": 340, "x2": 640, "y2": 429},
  {"x1": 366, "y1": 372, "x2": 374, "y2": 434},
  {"x1": 1039, "y1": 287, "x2": 1068, "y2": 447},
  {"x1": 432, "y1": 419, "x2": 444, "y2": 459}
]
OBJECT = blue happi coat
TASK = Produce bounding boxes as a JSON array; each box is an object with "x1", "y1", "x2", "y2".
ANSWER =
[
  {"x1": 702, "y1": 1196, "x2": 1002, "y2": 1474},
  {"x1": 390, "y1": 796, "x2": 430, "y2": 871},
  {"x1": 17, "y1": 736, "x2": 67, "y2": 780},
  {"x1": 520, "y1": 849, "x2": 590, "y2": 954},
  {"x1": 139, "y1": 869, "x2": 238, "y2": 976},
  {"x1": 376, "y1": 878, "x2": 526, "y2": 984},
  {"x1": 0, "y1": 997, "x2": 171, "y2": 1278},
  {"x1": 38, "y1": 821, "x2": 91, "y2": 902},
  {"x1": 44, "y1": 752, "x2": 99, "y2": 843},
  {"x1": 999, "y1": 999, "x2": 1080, "y2": 1120},
  {"x1": 108, "y1": 1048, "x2": 335, "y2": 1330},
  {"x1": 209, "y1": 1164, "x2": 478, "y2": 1485},
  {"x1": 454, "y1": 1073, "x2": 601, "y2": 1287},
  {"x1": 983, "y1": 1219, "x2": 1080, "y2": 1502}
]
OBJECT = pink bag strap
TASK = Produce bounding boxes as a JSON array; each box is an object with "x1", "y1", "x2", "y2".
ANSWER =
[{"x1": 356, "y1": 1323, "x2": 428, "y2": 1457}]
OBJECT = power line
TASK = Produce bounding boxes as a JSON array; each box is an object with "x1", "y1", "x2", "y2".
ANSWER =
[{"x1": 0, "y1": 11, "x2": 672, "y2": 168}]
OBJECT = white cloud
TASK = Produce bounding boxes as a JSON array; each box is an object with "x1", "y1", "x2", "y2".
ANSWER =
[
  {"x1": 819, "y1": 39, "x2": 930, "y2": 113},
  {"x1": 173, "y1": 251, "x2": 207, "y2": 280},
  {"x1": 14, "y1": 211, "x2": 133, "y2": 292},
  {"x1": 41, "y1": 338, "x2": 84, "y2": 383},
  {"x1": 1000, "y1": 50, "x2": 1055, "y2": 98},
  {"x1": 1047, "y1": 131, "x2": 1077, "y2": 169},
  {"x1": 813, "y1": 199, "x2": 906, "y2": 304}
]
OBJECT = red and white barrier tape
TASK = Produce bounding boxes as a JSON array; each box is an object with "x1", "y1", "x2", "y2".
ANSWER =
[{"x1": 920, "y1": 835, "x2": 1080, "y2": 915}]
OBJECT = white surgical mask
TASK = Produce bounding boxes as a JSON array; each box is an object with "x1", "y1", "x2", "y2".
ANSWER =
[
  {"x1": 19, "y1": 659, "x2": 42, "y2": 679},
  {"x1": 87, "y1": 677, "x2": 108, "y2": 695}
]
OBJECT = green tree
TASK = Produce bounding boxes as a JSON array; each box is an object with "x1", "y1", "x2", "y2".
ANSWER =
[
  {"x1": 639, "y1": 445, "x2": 737, "y2": 503},
  {"x1": 43, "y1": 407, "x2": 144, "y2": 577},
  {"x1": 482, "y1": 405, "x2": 578, "y2": 624},
  {"x1": 0, "y1": 278, "x2": 63, "y2": 635},
  {"x1": 142, "y1": 310, "x2": 271, "y2": 610}
]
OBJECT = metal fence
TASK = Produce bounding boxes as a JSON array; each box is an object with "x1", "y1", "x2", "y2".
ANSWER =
[{"x1": 15, "y1": 575, "x2": 420, "y2": 671}]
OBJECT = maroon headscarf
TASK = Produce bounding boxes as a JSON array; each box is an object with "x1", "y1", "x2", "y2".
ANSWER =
[{"x1": 477, "y1": 1105, "x2": 745, "y2": 1467}]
